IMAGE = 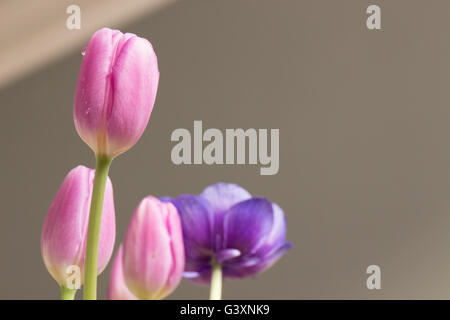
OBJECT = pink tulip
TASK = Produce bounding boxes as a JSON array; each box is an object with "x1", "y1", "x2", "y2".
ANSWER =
[
  {"x1": 74, "y1": 28, "x2": 159, "y2": 158},
  {"x1": 41, "y1": 166, "x2": 116, "y2": 287},
  {"x1": 122, "y1": 196, "x2": 185, "y2": 300},
  {"x1": 107, "y1": 245, "x2": 137, "y2": 300}
]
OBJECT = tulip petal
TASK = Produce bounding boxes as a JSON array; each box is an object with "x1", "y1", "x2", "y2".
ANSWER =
[
  {"x1": 248, "y1": 242, "x2": 292, "y2": 275},
  {"x1": 107, "y1": 246, "x2": 137, "y2": 300},
  {"x1": 41, "y1": 166, "x2": 92, "y2": 285},
  {"x1": 225, "y1": 242, "x2": 292, "y2": 278},
  {"x1": 253, "y1": 203, "x2": 288, "y2": 257},
  {"x1": 74, "y1": 28, "x2": 118, "y2": 153},
  {"x1": 170, "y1": 195, "x2": 215, "y2": 258},
  {"x1": 200, "y1": 183, "x2": 252, "y2": 251},
  {"x1": 157, "y1": 203, "x2": 185, "y2": 299},
  {"x1": 107, "y1": 36, "x2": 159, "y2": 157},
  {"x1": 201, "y1": 183, "x2": 252, "y2": 216},
  {"x1": 123, "y1": 197, "x2": 172, "y2": 299},
  {"x1": 222, "y1": 198, "x2": 274, "y2": 256}
]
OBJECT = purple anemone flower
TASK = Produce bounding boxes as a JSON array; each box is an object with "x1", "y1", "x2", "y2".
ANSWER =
[{"x1": 161, "y1": 183, "x2": 291, "y2": 284}]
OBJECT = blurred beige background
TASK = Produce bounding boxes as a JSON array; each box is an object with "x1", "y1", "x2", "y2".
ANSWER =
[{"x1": 1, "y1": 0, "x2": 450, "y2": 299}]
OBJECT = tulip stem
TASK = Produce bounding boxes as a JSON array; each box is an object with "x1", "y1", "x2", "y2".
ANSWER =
[
  {"x1": 61, "y1": 286, "x2": 77, "y2": 300},
  {"x1": 209, "y1": 260, "x2": 222, "y2": 300},
  {"x1": 83, "y1": 154, "x2": 112, "y2": 300}
]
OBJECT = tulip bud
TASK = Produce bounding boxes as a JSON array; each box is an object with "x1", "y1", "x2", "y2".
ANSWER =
[
  {"x1": 74, "y1": 28, "x2": 159, "y2": 158},
  {"x1": 122, "y1": 196, "x2": 184, "y2": 300},
  {"x1": 41, "y1": 166, "x2": 116, "y2": 288},
  {"x1": 107, "y1": 245, "x2": 137, "y2": 300}
]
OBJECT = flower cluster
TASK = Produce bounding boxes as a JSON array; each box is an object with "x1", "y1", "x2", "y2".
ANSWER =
[{"x1": 40, "y1": 28, "x2": 290, "y2": 300}]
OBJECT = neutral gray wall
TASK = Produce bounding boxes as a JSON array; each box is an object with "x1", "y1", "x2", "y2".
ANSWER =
[{"x1": 2, "y1": 0, "x2": 450, "y2": 299}]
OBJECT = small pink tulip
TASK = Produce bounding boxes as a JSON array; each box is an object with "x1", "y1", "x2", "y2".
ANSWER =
[
  {"x1": 122, "y1": 196, "x2": 185, "y2": 300},
  {"x1": 107, "y1": 245, "x2": 137, "y2": 300},
  {"x1": 74, "y1": 28, "x2": 159, "y2": 158},
  {"x1": 41, "y1": 166, "x2": 116, "y2": 287}
]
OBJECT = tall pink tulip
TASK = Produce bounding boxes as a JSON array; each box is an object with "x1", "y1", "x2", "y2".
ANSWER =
[
  {"x1": 41, "y1": 166, "x2": 115, "y2": 299},
  {"x1": 122, "y1": 196, "x2": 185, "y2": 300},
  {"x1": 107, "y1": 246, "x2": 137, "y2": 300},
  {"x1": 73, "y1": 27, "x2": 160, "y2": 159},
  {"x1": 73, "y1": 27, "x2": 159, "y2": 299}
]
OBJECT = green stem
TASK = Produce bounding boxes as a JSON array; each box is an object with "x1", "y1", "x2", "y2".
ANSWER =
[
  {"x1": 83, "y1": 154, "x2": 112, "y2": 300},
  {"x1": 61, "y1": 286, "x2": 77, "y2": 300},
  {"x1": 209, "y1": 260, "x2": 222, "y2": 300}
]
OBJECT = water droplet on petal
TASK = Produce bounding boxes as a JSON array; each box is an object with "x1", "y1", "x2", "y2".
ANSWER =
[{"x1": 81, "y1": 47, "x2": 87, "y2": 56}]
